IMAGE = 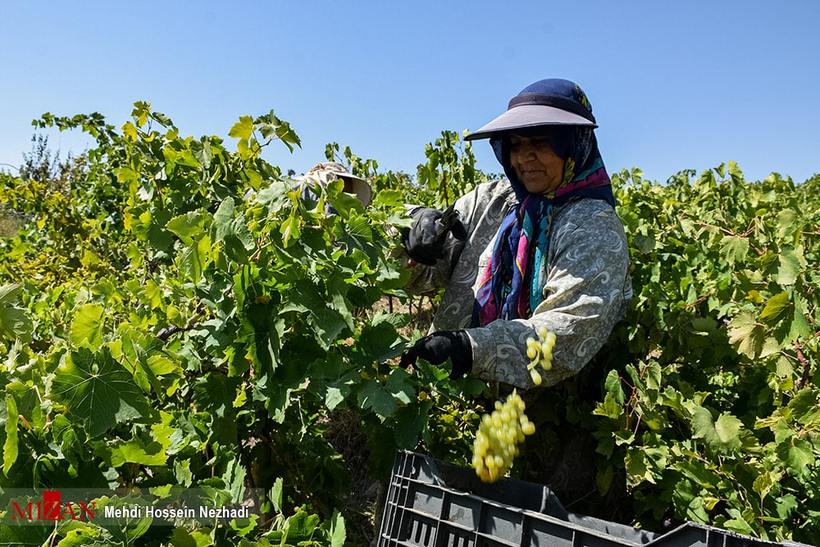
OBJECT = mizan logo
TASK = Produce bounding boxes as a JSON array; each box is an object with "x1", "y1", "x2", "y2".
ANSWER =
[{"x1": 9, "y1": 490, "x2": 96, "y2": 522}]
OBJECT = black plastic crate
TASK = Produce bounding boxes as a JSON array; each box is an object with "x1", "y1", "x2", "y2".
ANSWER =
[{"x1": 377, "y1": 450, "x2": 811, "y2": 547}]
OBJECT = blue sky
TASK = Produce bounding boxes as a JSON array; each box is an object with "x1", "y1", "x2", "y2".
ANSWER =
[{"x1": 1, "y1": 1, "x2": 819, "y2": 184}]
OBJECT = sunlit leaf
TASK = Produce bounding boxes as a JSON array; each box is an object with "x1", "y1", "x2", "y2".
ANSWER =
[
  {"x1": 52, "y1": 349, "x2": 151, "y2": 438},
  {"x1": 69, "y1": 303, "x2": 105, "y2": 350}
]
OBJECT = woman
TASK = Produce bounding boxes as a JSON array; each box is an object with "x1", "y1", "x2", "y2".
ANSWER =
[
  {"x1": 296, "y1": 161, "x2": 373, "y2": 212},
  {"x1": 400, "y1": 78, "x2": 632, "y2": 390}
]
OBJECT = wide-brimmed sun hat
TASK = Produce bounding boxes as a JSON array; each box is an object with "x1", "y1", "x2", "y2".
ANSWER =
[
  {"x1": 299, "y1": 162, "x2": 372, "y2": 206},
  {"x1": 465, "y1": 78, "x2": 597, "y2": 141}
]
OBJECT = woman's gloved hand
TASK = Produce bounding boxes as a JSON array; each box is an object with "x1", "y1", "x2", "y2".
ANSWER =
[
  {"x1": 401, "y1": 206, "x2": 467, "y2": 265},
  {"x1": 400, "y1": 330, "x2": 473, "y2": 379}
]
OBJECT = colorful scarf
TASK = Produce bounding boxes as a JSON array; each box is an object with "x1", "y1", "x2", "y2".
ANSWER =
[{"x1": 471, "y1": 125, "x2": 615, "y2": 328}]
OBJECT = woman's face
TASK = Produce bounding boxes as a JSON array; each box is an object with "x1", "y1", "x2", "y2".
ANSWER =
[{"x1": 509, "y1": 135, "x2": 566, "y2": 194}]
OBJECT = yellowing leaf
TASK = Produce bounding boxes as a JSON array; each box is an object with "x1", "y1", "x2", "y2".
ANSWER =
[
  {"x1": 110, "y1": 436, "x2": 168, "y2": 467},
  {"x1": 752, "y1": 471, "x2": 779, "y2": 501},
  {"x1": 114, "y1": 166, "x2": 138, "y2": 184},
  {"x1": 760, "y1": 337, "x2": 782, "y2": 358},
  {"x1": 146, "y1": 354, "x2": 179, "y2": 376},
  {"x1": 625, "y1": 448, "x2": 654, "y2": 485},
  {"x1": 80, "y1": 249, "x2": 101, "y2": 268},
  {"x1": 746, "y1": 290, "x2": 764, "y2": 304},
  {"x1": 69, "y1": 303, "x2": 105, "y2": 350},
  {"x1": 229, "y1": 115, "x2": 254, "y2": 141},
  {"x1": 728, "y1": 311, "x2": 764, "y2": 359},
  {"x1": 121, "y1": 121, "x2": 138, "y2": 142}
]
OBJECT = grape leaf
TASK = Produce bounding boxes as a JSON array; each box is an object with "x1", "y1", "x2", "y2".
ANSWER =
[
  {"x1": 714, "y1": 413, "x2": 743, "y2": 448},
  {"x1": 625, "y1": 448, "x2": 653, "y2": 485},
  {"x1": 724, "y1": 508, "x2": 755, "y2": 535},
  {"x1": 3, "y1": 395, "x2": 18, "y2": 475},
  {"x1": 777, "y1": 209, "x2": 798, "y2": 238},
  {"x1": 604, "y1": 369, "x2": 625, "y2": 405},
  {"x1": 776, "y1": 494, "x2": 799, "y2": 521},
  {"x1": 330, "y1": 510, "x2": 346, "y2": 547},
  {"x1": 759, "y1": 291, "x2": 790, "y2": 322},
  {"x1": 357, "y1": 381, "x2": 396, "y2": 418},
  {"x1": 213, "y1": 198, "x2": 255, "y2": 262},
  {"x1": 0, "y1": 284, "x2": 32, "y2": 342},
  {"x1": 285, "y1": 281, "x2": 351, "y2": 350},
  {"x1": 777, "y1": 249, "x2": 801, "y2": 285},
  {"x1": 788, "y1": 293, "x2": 813, "y2": 341},
  {"x1": 70, "y1": 303, "x2": 105, "y2": 350},
  {"x1": 110, "y1": 436, "x2": 167, "y2": 467},
  {"x1": 52, "y1": 349, "x2": 151, "y2": 438},
  {"x1": 752, "y1": 470, "x2": 779, "y2": 501},
  {"x1": 324, "y1": 386, "x2": 346, "y2": 411},
  {"x1": 229, "y1": 116, "x2": 254, "y2": 140},
  {"x1": 691, "y1": 317, "x2": 717, "y2": 332},
  {"x1": 728, "y1": 311, "x2": 764, "y2": 358},
  {"x1": 385, "y1": 368, "x2": 415, "y2": 405},
  {"x1": 166, "y1": 211, "x2": 209, "y2": 245},
  {"x1": 786, "y1": 439, "x2": 815, "y2": 477},
  {"x1": 720, "y1": 236, "x2": 749, "y2": 264},
  {"x1": 373, "y1": 190, "x2": 403, "y2": 207},
  {"x1": 271, "y1": 477, "x2": 283, "y2": 513},
  {"x1": 691, "y1": 407, "x2": 742, "y2": 454}
]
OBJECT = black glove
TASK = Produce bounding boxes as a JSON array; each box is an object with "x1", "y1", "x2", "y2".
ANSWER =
[
  {"x1": 400, "y1": 330, "x2": 473, "y2": 379},
  {"x1": 401, "y1": 207, "x2": 467, "y2": 265}
]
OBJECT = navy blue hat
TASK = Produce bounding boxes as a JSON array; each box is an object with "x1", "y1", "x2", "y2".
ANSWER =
[{"x1": 465, "y1": 79, "x2": 596, "y2": 141}]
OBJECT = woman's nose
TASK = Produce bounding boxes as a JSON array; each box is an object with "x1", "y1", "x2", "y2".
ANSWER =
[{"x1": 518, "y1": 144, "x2": 537, "y2": 159}]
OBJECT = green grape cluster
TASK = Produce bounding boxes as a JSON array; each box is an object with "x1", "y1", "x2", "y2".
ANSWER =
[
  {"x1": 471, "y1": 391, "x2": 536, "y2": 483},
  {"x1": 525, "y1": 326, "x2": 556, "y2": 386}
]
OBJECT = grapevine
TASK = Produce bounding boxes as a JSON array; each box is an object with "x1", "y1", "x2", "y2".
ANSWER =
[{"x1": 0, "y1": 102, "x2": 817, "y2": 544}]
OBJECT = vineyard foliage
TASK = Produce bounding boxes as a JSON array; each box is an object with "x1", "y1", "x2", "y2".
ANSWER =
[{"x1": 0, "y1": 103, "x2": 817, "y2": 545}]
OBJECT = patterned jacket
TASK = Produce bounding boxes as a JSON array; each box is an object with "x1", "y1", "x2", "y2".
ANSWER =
[{"x1": 406, "y1": 179, "x2": 632, "y2": 389}]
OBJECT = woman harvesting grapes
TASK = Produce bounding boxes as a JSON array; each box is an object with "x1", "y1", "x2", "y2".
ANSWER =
[{"x1": 400, "y1": 78, "x2": 632, "y2": 390}]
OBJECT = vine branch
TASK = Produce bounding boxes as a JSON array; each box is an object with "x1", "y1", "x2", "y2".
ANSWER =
[
  {"x1": 156, "y1": 305, "x2": 206, "y2": 342},
  {"x1": 795, "y1": 342, "x2": 811, "y2": 389}
]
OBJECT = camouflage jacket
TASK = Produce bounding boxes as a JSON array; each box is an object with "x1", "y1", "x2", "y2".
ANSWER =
[{"x1": 406, "y1": 179, "x2": 633, "y2": 389}]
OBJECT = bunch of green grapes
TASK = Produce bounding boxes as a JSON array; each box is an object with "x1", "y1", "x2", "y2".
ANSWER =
[
  {"x1": 525, "y1": 326, "x2": 556, "y2": 386},
  {"x1": 471, "y1": 391, "x2": 536, "y2": 483}
]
